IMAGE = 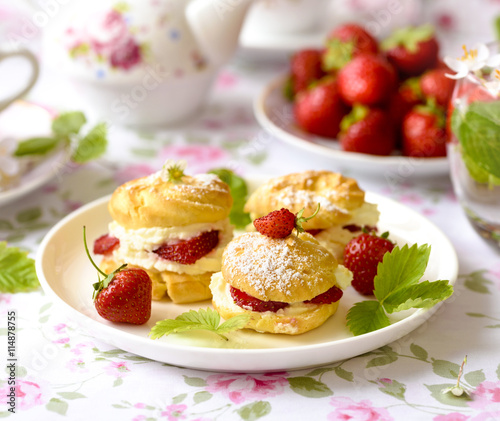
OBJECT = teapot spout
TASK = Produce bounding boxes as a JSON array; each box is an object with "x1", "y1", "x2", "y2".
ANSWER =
[{"x1": 186, "y1": 0, "x2": 252, "y2": 67}]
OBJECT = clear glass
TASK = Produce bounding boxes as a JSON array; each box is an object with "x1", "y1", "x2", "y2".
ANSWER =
[{"x1": 448, "y1": 55, "x2": 500, "y2": 251}]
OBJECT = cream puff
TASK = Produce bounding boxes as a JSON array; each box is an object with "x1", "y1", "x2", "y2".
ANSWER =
[
  {"x1": 93, "y1": 162, "x2": 233, "y2": 304},
  {"x1": 244, "y1": 170, "x2": 379, "y2": 262},
  {"x1": 210, "y1": 231, "x2": 352, "y2": 335}
]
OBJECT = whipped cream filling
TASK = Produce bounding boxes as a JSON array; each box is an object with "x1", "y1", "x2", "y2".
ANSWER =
[
  {"x1": 109, "y1": 218, "x2": 233, "y2": 275},
  {"x1": 210, "y1": 264, "x2": 352, "y2": 316}
]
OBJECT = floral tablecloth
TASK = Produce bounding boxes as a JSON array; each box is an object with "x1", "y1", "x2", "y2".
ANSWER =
[{"x1": 2, "y1": 1, "x2": 500, "y2": 420}]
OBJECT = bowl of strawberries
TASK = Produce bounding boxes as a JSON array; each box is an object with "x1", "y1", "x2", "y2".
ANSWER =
[{"x1": 254, "y1": 23, "x2": 455, "y2": 175}]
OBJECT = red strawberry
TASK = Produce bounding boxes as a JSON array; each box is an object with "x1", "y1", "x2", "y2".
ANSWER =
[
  {"x1": 293, "y1": 77, "x2": 350, "y2": 138},
  {"x1": 402, "y1": 104, "x2": 448, "y2": 157},
  {"x1": 420, "y1": 68, "x2": 456, "y2": 107},
  {"x1": 290, "y1": 49, "x2": 325, "y2": 95},
  {"x1": 328, "y1": 23, "x2": 379, "y2": 55},
  {"x1": 304, "y1": 285, "x2": 343, "y2": 304},
  {"x1": 339, "y1": 105, "x2": 396, "y2": 156},
  {"x1": 388, "y1": 77, "x2": 423, "y2": 127},
  {"x1": 93, "y1": 234, "x2": 120, "y2": 255},
  {"x1": 230, "y1": 286, "x2": 289, "y2": 312},
  {"x1": 94, "y1": 268, "x2": 152, "y2": 324},
  {"x1": 154, "y1": 230, "x2": 219, "y2": 265},
  {"x1": 254, "y1": 208, "x2": 296, "y2": 238},
  {"x1": 337, "y1": 53, "x2": 397, "y2": 106},
  {"x1": 322, "y1": 23, "x2": 378, "y2": 72},
  {"x1": 343, "y1": 232, "x2": 395, "y2": 295},
  {"x1": 382, "y1": 24, "x2": 439, "y2": 77},
  {"x1": 84, "y1": 227, "x2": 152, "y2": 325},
  {"x1": 253, "y1": 205, "x2": 320, "y2": 239}
]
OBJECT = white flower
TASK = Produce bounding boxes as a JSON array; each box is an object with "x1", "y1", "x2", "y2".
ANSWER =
[
  {"x1": 0, "y1": 137, "x2": 21, "y2": 180},
  {"x1": 160, "y1": 159, "x2": 187, "y2": 182},
  {"x1": 444, "y1": 43, "x2": 500, "y2": 79},
  {"x1": 482, "y1": 69, "x2": 500, "y2": 98}
]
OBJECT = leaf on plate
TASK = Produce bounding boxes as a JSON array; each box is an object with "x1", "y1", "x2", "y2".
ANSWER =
[
  {"x1": 14, "y1": 137, "x2": 61, "y2": 156},
  {"x1": 0, "y1": 241, "x2": 39, "y2": 293},
  {"x1": 149, "y1": 308, "x2": 250, "y2": 340},
  {"x1": 346, "y1": 301, "x2": 390, "y2": 336},
  {"x1": 382, "y1": 280, "x2": 453, "y2": 313},
  {"x1": 374, "y1": 244, "x2": 430, "y2": 302},
  {"x1": 347, "y1": 243, "x2": 453, "y2": 336},
  {"x1": 72, "y1": 122, "x2": 108, "y2": 163},
  {"x1": 52, "y1": 111, "x2": 87, "y2": 137},
  {"x1": 209, "y1": 168, "x2": 251, "y2": 229}
]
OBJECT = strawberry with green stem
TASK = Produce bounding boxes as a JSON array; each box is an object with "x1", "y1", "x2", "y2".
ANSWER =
[
  {"x1": 339, "y1": 104, "x2": 396, "y2": 156},
  {"x1": 253, "y1": 204, "x2": 321, "y2": 239},
  {"x1": 83, "y1": 226, "x2": 152, "y2": 325},
  {"x1": 382, "y1": 24, "x2": 439, "y2": 77}
]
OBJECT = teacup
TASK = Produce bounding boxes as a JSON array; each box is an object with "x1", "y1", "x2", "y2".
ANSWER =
[{"x1": 0, "y1": 49, "x2": 39, "y2": 112}]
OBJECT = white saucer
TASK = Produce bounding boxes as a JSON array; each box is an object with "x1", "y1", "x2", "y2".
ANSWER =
[{"x1": 253, "y1": 76, "x2": 450, "y2": 176}]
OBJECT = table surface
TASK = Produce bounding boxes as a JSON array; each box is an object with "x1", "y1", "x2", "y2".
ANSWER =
[{"x1": 1, "y1": 1, "x2": 500, "y2": 420}]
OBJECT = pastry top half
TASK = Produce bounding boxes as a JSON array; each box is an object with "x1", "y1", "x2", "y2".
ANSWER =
[
  {"x1": 221, "y1": 232, "x2": 351, "y2": 303},
  {"x1": 109, "y1": 172, "x2": 233, "y2": 229},
  {"x1": 244, "y1": 170, "x2": 366, "y2": 230}
]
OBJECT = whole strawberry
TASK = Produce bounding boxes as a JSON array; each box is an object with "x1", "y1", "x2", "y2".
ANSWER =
[
  {"x1": 343, "y1": 232, "x2": 395, "y2": 295},
  {"x1": 293, "y1": 77, "x2": 350, "y2": 138},
  {"x1": 339, "y1": 105, "x2": 396, "y2": 156},
  {"x1": 253, "y1": 205, "x2": 320, "y2": 239},
  {"x1": 382, "y1": 24, "x2": 439, "y2": 77},
  {"x1": 402, "y1": 104, "x2": 448, "y2": 157},
  {"x1": 388, "y1": 77, "x2": 423, "y2": 128},
  {"x1": 337, "y1": 53, "x2": 397, "y2": 106},
  {"x1": 420, "y1": 68, "x2": 456, "y2": 107},
  {"x1": 290, "y1": 49, "x2": 325, "y2": 95},
  {"x1": 322, "y1": 23, "x2": 379, "y2": 72},
  {"x1": 94, "y1": 268, "x2": 152, "y2": 324},
  {"x1": 84, "y1": 227, "x2": 152, "y2": 325}
]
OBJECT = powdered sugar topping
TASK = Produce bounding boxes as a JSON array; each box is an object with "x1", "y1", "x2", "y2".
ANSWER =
[{"x1": 223, "y1": 233, "x2": 333, "y2": 300}]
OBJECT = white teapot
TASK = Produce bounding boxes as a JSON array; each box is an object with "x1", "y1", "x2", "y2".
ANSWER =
[{"x1": 42, "y1": 0, "x2": 252, "y2": 127}]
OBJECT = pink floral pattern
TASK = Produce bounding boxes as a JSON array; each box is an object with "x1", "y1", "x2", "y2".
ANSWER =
[
  {"x1": 66, "y1": 8, "x2": 144, "y2": 71},
  {"x1": 104, "y1": 361, "x2": 131, "y2": 378},
  {"x1": 160, "y1": 145, "x2": 231, "y2": 174},
  {"x1": 161, "y1": 404, "x2": 188, "y2": 420},
  {"x1": 328, "y1": 397, "x2": 394, "y2": 421},
  {"x1": 205, "y1": 372, "x2": 288, "y2": 404},
  {"x1": 0, "y1": 378, "x2": 50, "y2": 411}
]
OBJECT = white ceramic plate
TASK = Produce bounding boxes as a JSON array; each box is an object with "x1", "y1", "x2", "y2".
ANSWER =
[
  {"x1": 0, "y1": 147, "x2": 69, "y2": 207},
  {"x1": 36, "y1": 177, "x2": 458, "y2": 372},
  {"x1": 254, "y1": 76, "x2": 449, "y2": 176},
  {"x1": 0, "y1": 101, "x2": 68, "y2": 207}
]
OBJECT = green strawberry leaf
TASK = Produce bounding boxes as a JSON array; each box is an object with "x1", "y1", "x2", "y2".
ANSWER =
[
  {"x1": 149, "y1": 308, "x2": 250, "y2": 340},
  {"x1": 383, "y1": 280, "x2": 453, "y2": 313},
  {"x1": 14, "y1": 137, "x2": 61, "y2": 156},
  {"x1": 0, "y1": 242, "x2": 39, "y2": 293},
  {"x1": 52, "y1": 111, "x2": 87, "y2": 137},
  {"x1": 347, "y1": 243, "x2": 453, "y2": 336},
  {"x1": 374, "y1": 244, "x2": 430, "y2": 302},
  {"x1": 346, "y1": 300, "x2": 390, "y2": 336},
  {"x1": 209, "y1": 168, "x2": 251, "y2": 229},
  {"x1": 72, "y1": 122, "x2": 108, "y2": 163}
]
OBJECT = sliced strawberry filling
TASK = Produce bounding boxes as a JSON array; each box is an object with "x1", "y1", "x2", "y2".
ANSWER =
[
  {"x1": 153, "y1": 230, "x2": 219, "y2": 265},
  {"x1": 304, "y1": 285, "x2": 343, "y2": 304},
  {"x1": 342, "y1": 224, "x2": 377, "y2": 233},
  {"x1": 230, "y1": 285, "x2": 343, "y2": 313},
  {"x1": 94, "y1": 234, "x2": 120, "y2": 255},
  {"x1": 306, "y1": 229, "x2": 323, "y2": 236}
]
